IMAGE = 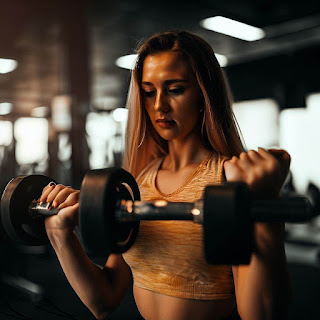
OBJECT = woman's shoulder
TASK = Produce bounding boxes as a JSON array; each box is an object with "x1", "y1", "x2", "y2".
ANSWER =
[
  {"x1": 202, "y1": 151, "x2": 230, "y2": 183},
  {"x1": 207, "y1": 151, "x2": 230, "y2": 168}
]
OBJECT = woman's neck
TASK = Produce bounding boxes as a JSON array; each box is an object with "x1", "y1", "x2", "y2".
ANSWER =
[{"x1": 163, "y1": 136, "x2": 211, "y2": 172}]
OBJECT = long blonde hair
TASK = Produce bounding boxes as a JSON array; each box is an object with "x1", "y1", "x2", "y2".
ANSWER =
[{"x1": 122, "y1": 30, "x2": 244, "y2": 178}]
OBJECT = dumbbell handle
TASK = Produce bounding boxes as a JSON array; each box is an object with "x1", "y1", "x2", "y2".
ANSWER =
[
  {"x1": 29, "y1": 195, "x2": 314, "y2": 224},
  {"x1": 29, "y1": 200, "x2": 59, "y2": 217},
  {"x1": 251, "y1": 196, "x2": 314, "y2": 222},
  {"x1": 28, "y1": 198, "x2": 203, "y2": 223},
  {"x1": 116, "y1": 196, "x2": 314, "y2": 224},
  {"x1": 116, "y1": 200, "x2": 203, "y2": 223}
]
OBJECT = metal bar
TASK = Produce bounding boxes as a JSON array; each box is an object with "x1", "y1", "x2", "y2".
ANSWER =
[
  {"x1": 116, "y1": 200, "x2": 199, "y2": 222},
  {"x1": 251, "y1": 196, "x2": 314, "y2": 223},
  {"x1": 28, "y1": 200, "x2": 59, "y2": 217}
]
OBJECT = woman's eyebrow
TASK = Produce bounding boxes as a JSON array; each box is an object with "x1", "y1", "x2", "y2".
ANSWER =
[
  {"x1": 141, "y1": 79, "x2": 189, "y2": 86},
  {"x1": 164, "y1": 79, "x2": 189, "y2": 85}
]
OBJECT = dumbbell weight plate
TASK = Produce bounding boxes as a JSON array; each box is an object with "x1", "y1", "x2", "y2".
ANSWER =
[
  {"x1": 1, "y1": 175, "x2": 56, "y2": 245},
  {"x1": 203, "y1": 182, "x2": 254, "y2": 265},
  {"x1": 79, "y1": 168, "x2": 140, "y2": 259}
]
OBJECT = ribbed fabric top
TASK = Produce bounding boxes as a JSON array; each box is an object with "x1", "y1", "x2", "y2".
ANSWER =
[{"x1": 122, "y1": 152, "x2": 235, "y2": 300}]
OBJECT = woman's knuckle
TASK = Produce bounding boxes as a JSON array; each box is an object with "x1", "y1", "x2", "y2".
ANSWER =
[
  {"x1": 239, "y1": 152, "x2": 247, "y2": 159},
  {"x1": 67, "y1": 192, "x2": 76, "y2": 201},
  {"x1": 248, "y1": 150, "x2": 257, "y2": 157}
]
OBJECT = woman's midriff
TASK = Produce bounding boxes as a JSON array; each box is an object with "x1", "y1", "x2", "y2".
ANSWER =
[{"x1": 133, "y1": 285, "x2": 235, "y2": 320}]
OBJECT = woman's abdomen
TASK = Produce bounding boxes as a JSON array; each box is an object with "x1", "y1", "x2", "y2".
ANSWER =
[{"x1": 133, "y1": 285, "x2": 235, "y2": 320}]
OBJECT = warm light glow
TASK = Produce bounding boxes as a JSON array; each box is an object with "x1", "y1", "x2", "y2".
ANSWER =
[
  {"x1": 154, "y1": 200, "x2": 168, "y2": 207},
  {"x1": 0, "y1": 58, "x2": 18, "y2": 74},
  {"x1": 200, "y1": 16, "x2": 265, "y2": 41},
  {"x1": 115, "y1": 54, "x2": 138, "y2": 70},
  {"x1": 191, "y1": 208, "x2": 201, "y2": 216},
  {"x1": 0, "y1": 121, "x2": 13, "y2": 146},
  {"x1": 0, "y1": 102, "x2": 13, "y2": 115},
  {"x1": 112, "y1": 108, "x2": 128, "y2": 122}
]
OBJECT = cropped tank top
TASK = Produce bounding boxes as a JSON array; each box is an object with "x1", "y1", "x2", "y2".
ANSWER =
[{"x1": 122, "y1": 152, "x2": 235, "y2": 300}]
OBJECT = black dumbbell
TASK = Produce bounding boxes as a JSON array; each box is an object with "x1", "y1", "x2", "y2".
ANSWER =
[
  {"x1": 0, "y1": 169, "x2": 140, "y2": 256},
  {"x1": 0, "y1": 168, "x2": 316, "y2": 265},
  {"x1": 1, "y1": 175, "x2": 57, "y2": 245},
  {"x1": 80, "y1": 169, "x2": 313, "y2": 265}
]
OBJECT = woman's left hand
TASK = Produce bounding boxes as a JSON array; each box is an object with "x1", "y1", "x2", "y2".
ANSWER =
[
  {"x1": 226, "y1": 149, "x2": 293, "y2": 320},
  {"x1": 224, "y1": 147, "x2": 291, "y2": 199}
]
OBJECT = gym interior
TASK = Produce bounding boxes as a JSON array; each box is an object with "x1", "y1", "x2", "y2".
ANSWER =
[{"x1": 0, "y1": 0, "x2": 320, "y2": 319}]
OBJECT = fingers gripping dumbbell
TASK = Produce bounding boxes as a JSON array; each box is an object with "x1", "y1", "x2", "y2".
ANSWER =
[
  {"x1": 0, "y1": 168, "x2": 315, "y2": 265},
  {"x1": 0, "y1": 169, "x2": 140, "y2": 256}
]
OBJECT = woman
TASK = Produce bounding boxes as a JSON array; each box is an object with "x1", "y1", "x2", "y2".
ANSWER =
[{"x1": 41, "y1": 30, "x2": 292, "y2": 320}]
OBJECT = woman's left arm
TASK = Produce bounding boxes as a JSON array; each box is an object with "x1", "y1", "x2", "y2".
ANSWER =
[{"x1": 224, "y1": 148, "x2": 292, "y2": 320}]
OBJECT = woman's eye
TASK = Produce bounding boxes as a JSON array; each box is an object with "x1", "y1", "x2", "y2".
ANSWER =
[
  {"x1": 168, "y1": 87, "x2": 185, "y2": 95},
  {"x1": 143, "y1": 90, "x2": 156, "y2": 98}
]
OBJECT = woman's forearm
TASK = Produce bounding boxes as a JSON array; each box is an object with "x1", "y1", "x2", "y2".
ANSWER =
[
  {"x1": 47, "y1": 229, "x2": 122, "y2": 319},
  {"x1": 236, "y1": 223, "x2": 292, "y2": 320}
]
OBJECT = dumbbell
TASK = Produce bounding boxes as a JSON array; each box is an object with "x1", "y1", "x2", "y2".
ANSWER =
[
  {"x1": 0, "y1": 169, "x2": 140, "y2": 257},
  {"x1": 0, "y1": 168, "x2": 315, "y2": 265}
]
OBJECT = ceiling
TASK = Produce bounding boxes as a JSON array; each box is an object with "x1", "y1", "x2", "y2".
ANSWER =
[{"x1": 1, "y1": 0, "x2": 320, "y2": 116}]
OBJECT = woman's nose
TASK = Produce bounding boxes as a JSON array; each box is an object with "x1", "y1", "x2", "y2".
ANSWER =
[{"x1": 154, "y1": 92, "x2": 170, "y2": 113}]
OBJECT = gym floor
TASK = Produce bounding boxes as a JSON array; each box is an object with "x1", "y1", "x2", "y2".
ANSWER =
[{"x1": 0, "y1": 242, "x2": 319, "y2": 320}]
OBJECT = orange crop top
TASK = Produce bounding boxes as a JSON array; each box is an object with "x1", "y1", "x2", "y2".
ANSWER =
[{"x1": 122, "y1": 152, "x2": 235, "y2": 300}]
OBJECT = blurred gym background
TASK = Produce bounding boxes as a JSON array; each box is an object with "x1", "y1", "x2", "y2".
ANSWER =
[{"x1": 0, "y1": 0, "x2": 320, "y2": 319}]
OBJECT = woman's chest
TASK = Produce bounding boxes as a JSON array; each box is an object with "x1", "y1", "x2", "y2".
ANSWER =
[{"x1": 156, "y1": 166, "x2": 199, "y2": 194}]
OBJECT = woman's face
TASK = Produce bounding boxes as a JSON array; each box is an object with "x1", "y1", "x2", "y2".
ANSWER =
[{"x1": 141, "y1": 51, "x2": 203, "y2": 142}]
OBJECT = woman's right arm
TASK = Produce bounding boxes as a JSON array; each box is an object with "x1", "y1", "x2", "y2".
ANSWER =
[{"x1": 41, "y1": 184, "x2": 132, "y2": 320}]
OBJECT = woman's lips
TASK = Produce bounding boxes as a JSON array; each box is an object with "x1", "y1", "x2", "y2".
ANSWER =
[{"x1": 156, "y1": 119, "x2": 175, "y2": 128}]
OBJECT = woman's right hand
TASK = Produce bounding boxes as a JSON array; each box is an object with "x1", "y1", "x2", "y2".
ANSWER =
[{"x1": 39, "y1": 182, "x2": 80, "y2": 232}]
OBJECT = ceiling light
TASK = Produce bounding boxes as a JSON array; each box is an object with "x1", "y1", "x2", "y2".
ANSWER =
[
  {"x1": 215, "y1": 54, "x2": 228, "y2": 67},
  {"x1": 116, "y1": 53, "x2": 228, "y2": 69},
  {"x1": 0, "y1": 102, "x2": 13, "y2": 115},
  {"x1": 200, "y1": 16, "x2": 265, "y2": 41},
  {"x1": 115, "y1": 54, "x2": 138, "y2": 70},
  {"x1": 0, "y1": 58, "x2": 18, "y2": 74}
]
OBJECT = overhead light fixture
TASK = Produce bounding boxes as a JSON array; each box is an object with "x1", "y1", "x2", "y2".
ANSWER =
[
  {"x1": 215, "y1": 53, "x2": 228, "y2": 67},
  {"x1": 200, "y1": 16, "x2": 265, "y2": 41},
  {"x1": 0, "y1": 58, "x2": 18, "y2": 74},
  {"x1": 0, "y1": 102, "x2": 13, "y2": 115},
  {"x1": 115, "y1": 54, "x2": 138, "y2": 70},
  {"x1": 116, "y1": 52, "x2": 228, "y2": 69}
]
